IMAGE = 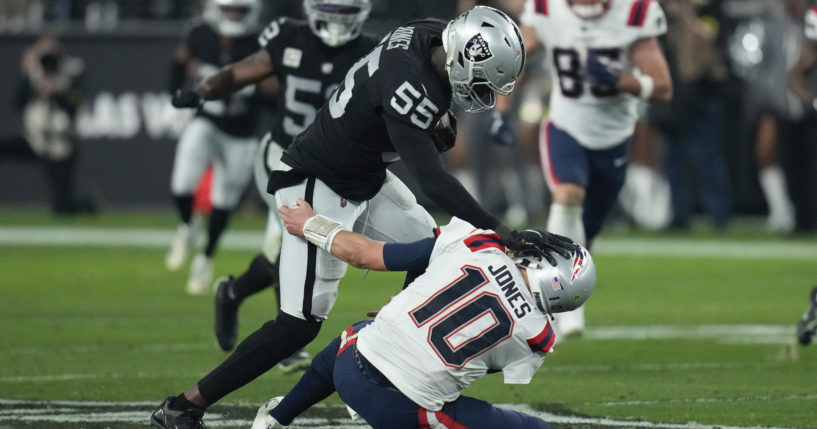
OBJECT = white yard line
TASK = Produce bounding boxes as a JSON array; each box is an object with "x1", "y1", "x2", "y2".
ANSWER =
[
  {"x1": 0, "y1": 226, "x2": 816, "y2": 259},
  {"x1": 0, "y1": 399, "x2": 802, "y2": 429}
]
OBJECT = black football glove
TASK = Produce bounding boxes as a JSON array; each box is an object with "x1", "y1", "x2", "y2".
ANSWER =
[
  {"x1": 489, "y1": 111, "x2": 516, "y2": 147},
  {"x1": 496, "y1": 225, "x2": 575, "y2": 266},
  {"x1": 432, "y1": 110, "x2": 457, "y2": 153},
  {"x1": 171, "y1": 88, "x2": 202, "y2": 108}
]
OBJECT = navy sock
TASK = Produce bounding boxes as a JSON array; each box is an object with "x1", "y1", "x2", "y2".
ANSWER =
[{"x1": 271, "y1": 336, "x2": 340, "y2": 425}]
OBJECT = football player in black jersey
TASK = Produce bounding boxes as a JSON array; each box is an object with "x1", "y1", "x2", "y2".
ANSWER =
[
  {"x1": 171, "y1": 0, "x2": 379, "y2": 372},
  {"x1": 165, "y1": 0, "x2": 263, "y2": 295},
  {"x1": 152, "y1": 6, "x2": 574, "y2": 429}
]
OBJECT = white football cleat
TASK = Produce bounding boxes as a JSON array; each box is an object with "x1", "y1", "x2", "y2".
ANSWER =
[
  {"x1": 346, "y1": 404, "x2": 358, "y2": 421},
  {"x1": 251, "y1": 396, "x2": 284, "y2": 429},
  {"x1": 165, "y1": 223, "x2": 196, "y2": 271},
  {"x1": 186, "y1": 253, "x2": 213, "y2": 295}
]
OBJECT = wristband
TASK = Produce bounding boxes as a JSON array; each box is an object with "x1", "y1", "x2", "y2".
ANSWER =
[
  {"x1": 303, "y1": 215, "x2": 345, "y2": 251},
  {"x1": 634, "y1": 70, "x2": 654, "y2": 100}
]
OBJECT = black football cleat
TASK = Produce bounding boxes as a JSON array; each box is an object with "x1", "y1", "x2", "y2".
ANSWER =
[
  {"x1": 796, "y1": 285, "x2": 817, "y2": 346},
  {"x1": 150, "y1": 396, "x2": 206, "y2": 429},
  {"x1": 215, "y1": 276, "x2": 239, "y2": 351}
]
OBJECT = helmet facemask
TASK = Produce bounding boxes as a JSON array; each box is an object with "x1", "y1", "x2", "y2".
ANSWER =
[
  {"x1": 305, "y1": 0, "x2": 372, "y2": 47},
  {"x1": 443, "y1": 6, "x2": 525, "y2": 113}
]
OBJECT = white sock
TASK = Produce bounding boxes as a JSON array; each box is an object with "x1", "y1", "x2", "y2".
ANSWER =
[
  {"x1": 546, "y1": 203, "x2": 587, "y2": 336},
  {"x1": 546, "y1": 203, "x2": 586, "y2": 247},
  {"x1": 759, "y1": 165, "x2": 795, "y2": 229}
]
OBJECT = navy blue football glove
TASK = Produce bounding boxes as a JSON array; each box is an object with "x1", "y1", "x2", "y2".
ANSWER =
[
  {"x1": 489, "y1": 111, "x2": 516, "y2": 147},
  {"x1": 585, "y1": 54, "x2": 622, "y2": 87},
  {"x1": 171, "y1": 88, "x2": 202, "y2": 108}
]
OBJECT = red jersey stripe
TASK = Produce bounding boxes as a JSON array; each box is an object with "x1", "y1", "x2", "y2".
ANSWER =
[
  {"x1": 435, "y1": 410, "x2": 470, "y2": 429},
  {"x1": 527, "y1": 323, "x2": 556, "y2": 353},
  {"x1": 418, "y1": 408, "x2": 431, "y2": 429},
  {"x1": 627, "y1": 0, "x2": 651, "y2": 27},
  {"x1": 463, "y1": 233, "x2": 504, "y2": 253},
  {"x1": 535, "y1": 0, "x2": 548, "y2": 15}
]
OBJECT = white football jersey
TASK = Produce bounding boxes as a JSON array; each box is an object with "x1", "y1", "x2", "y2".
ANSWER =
[
  {"x1": 357, "y1": 218, "x2": 556, "y2": 411},
  {"x1": 521, "y1": 0, "x2": 667, "y2": 149},
  {"x1": 806, "y1": 8, "x2": 817, "y2": 41}
]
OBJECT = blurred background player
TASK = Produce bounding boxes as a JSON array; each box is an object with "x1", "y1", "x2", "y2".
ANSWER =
[
  {"x1": 517, "y1": 0, "x2": 672, "y2": 336},
  {"x1": 785, "y1": 0, "x2": 817, "y2": 233},
  {"x1": 151, "y1": 8, "x2": 574, "y2": 429},
  {"x1": 252, "y1": 199, "x2": 595, "y2": 429},
  {"x1": 14, "y1": 34, "x2": 97, "y2": 215},
  {"x1": 173, "y1": 0, "x2": 377, "y2": 371},
  {"x1": 165, "y1": 0, "x2": 263, "y2": 295},
  {"x1": 653, "y1": 0, "x2": 731, "y2": 231},
  {"x1": 790, "y1": 3, "x2": 817, "y2": 347},
  {"x1": 748, "y1": 0, "x2": 817, "y2": 234}
]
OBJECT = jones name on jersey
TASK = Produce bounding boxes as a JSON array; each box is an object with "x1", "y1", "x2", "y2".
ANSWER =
[{"x1": 358, "y1": 218, "x2": 556, "y2": 411}]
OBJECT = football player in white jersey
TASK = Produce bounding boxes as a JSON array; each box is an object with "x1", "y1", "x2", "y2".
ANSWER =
[
  {"x1": 249, "y1": 198, "x2": 595, "y2": 429},
  {"x1": 517, "y1": 0, "x2": 671, "y2": 335}
]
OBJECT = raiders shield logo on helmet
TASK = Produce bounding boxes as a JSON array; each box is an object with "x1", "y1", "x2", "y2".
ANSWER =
[{"x1": 464, "y1": 33, "x2": 492, "y2": 62}]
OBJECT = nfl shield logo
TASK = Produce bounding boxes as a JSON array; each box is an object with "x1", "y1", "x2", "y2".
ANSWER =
[
  {"x1": 321, "y1": 62, "x2": 333, "y2": 74},
  {"x1": 551, "y1": 276, "x2": 562, "y2": 291}
]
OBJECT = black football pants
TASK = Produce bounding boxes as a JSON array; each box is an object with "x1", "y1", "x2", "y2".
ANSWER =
[{"x1": 197, "y1": 311, "x2": 322, "y2": 404}]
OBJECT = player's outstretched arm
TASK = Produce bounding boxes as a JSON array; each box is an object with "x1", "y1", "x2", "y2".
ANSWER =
[
  {"x1": 620, "y1": 37, "x2": 672, "y2": 102},
  {"x1": 195, "y1": 49, "x2": 275, "y2": 100},
  {"x1": 279, "y1": 199, "x2": 387, "y2": 271}
]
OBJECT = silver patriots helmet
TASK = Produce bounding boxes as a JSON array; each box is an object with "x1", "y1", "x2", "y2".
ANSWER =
[
  {"x1": 304, "y1": 0, "x2": 372, "y2": 47},
  {"x1": 568, "y1": 0, "x2": 612, "y2": 19},
  {"x1": 206, "y1": 0, "x2": 261, "y2": 37},
  {"x1": 442, "y1": 6, "x2": 526, "y2": 113},
  {"x1": 514, "y1": 242, "x2": 596, "y2": 317}
]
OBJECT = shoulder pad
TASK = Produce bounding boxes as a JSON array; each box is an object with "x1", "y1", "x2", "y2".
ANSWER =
[{"x1": 627, "y1": 0, "x2": 666, "y2": 38}]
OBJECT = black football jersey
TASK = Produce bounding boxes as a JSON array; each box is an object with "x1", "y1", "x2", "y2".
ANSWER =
[
  {"x1": 281, "y1": 18, "x2": 452, "y2": 201},
  {"x1": 186, "y1": 23, "x2": 260, "y2": 138},
  {"x1": 260, "y1": 18, "x2": 377, "y2": 149}
]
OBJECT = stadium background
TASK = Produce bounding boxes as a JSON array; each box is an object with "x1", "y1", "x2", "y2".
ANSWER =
[{"x1": 2, "y1": 0, "x2": 815, "y2": 219}]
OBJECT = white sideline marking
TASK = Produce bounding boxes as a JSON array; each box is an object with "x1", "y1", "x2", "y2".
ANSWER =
[
  {"x1": 585, "y1": 324, "x2": 795, "y2": 345},
  {"x1": 1, "y1": 226, "x2": 816, "y2": 260},
  {"x1": 0, "y1": 399, "x2": 801, "y2": 429}
]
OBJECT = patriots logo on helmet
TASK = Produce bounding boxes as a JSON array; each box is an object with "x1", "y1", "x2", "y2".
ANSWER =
[
  {"x1": 570, "y1": 244, "x2": 586, "y2": 283},
  {"x1": 464, "y1": 34, "x2": 492, "y2": 62}
]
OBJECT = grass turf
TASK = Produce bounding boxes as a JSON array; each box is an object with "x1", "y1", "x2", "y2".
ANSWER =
[{"x1": 0, "y1": 210, "x2": 816, "y2": 428}]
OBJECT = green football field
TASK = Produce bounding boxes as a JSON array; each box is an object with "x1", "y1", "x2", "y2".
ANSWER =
[{"x1": 1, "y1": 209, "x2": 816, "y2": 428}]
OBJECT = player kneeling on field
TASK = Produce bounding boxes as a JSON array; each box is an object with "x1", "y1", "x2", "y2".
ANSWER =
[{"x1": 251, "y1": 198, "x2": 596, "y2": 429}]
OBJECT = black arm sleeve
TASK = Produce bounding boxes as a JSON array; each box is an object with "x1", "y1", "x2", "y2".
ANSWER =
[{"x1": 384, "y1": 115, "x2": 502, "y2": 231}]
